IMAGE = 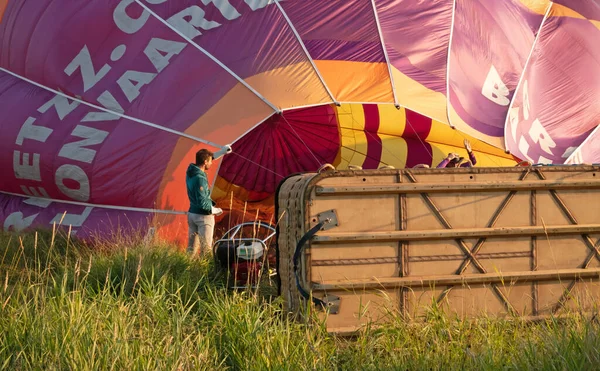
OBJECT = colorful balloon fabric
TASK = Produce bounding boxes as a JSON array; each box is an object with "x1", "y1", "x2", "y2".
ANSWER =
[
  {"x1": 213, "y1": 103, "x2": 517, "y2": 218},
  {"x1": 0, "y1": 0, "x2": 598, "y2": 244}
]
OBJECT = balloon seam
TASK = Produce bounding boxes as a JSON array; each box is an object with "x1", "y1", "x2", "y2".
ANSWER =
[
  {"x1": 0, "y1": 191, "x2": 187, "y2": 215},
  {"x1": 370, "y1": 0, "x2": 398, "y2": 107},
  {"x1": 280, "y1": 102, "x2": 444, "y2": 124},
  {"x1": 273, "y1": 0, "x2": 338, "y2": 105},
  {"x1": 502, "y1": 2, "x2": 554, "y2": 153},
  {"x1": 0, "y1": 67, "x2": 223, "y2": 148},
  {"x1": 229, "y1": 112, "x2": 276, "y2": 146},
  {"x1": 134, "y1": 0, "x2": 281, "y2": 114},
  {"x1": 445, "y1": 0, "x2": 458, "y2": 129}
]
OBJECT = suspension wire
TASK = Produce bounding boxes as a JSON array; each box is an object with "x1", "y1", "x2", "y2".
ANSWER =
[
  {"x1": 226, "y1": 109, "x2": 375, "y2": 188},
  {"x1": 335, "y1": 107, "x2": 375, "y2": 166},
  {"x1": 404, "y1": 115, "x2": 434, "y2": 159},
  {"x1": 276, "y1": 110, "x2": 393, "y2": 167},
  {"x1": 230, "y1": 152, "x2": 286, "y2": 179},
  {"x1": 264, "y1": 103, "x2": 506, "y2": 172},
  {"x1": 279, "y1": 112, "x2": 324, "y2": 168},
  {"x1": 227, "y1": 109, "x2": 329, "y2": 184},
  {"x1": 228, "y1": 103, "x2": 508, "y2": 190}
]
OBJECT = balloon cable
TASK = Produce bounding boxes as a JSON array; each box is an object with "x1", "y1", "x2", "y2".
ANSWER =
[{"x1": 280, "y1": 113, "x2": 324, "y2": 168}]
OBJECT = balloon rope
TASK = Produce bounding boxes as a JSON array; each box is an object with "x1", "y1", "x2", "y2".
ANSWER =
[
  {"x1": 279, "y1": 113, "x2": 324, "y2": 168},
  {"x1": 405, "y1": 115, "x2": 434, "y2": 159},
  {"x1": 0, "y1": 67, "x2": 222, "y2": 147},
  {"x1": 230, "y1": 152, "x2": 286, "y2": 179}
]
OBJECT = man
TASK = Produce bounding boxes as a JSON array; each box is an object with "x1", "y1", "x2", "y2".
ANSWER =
[{"x1": 186, "y1": 145, "x2": 231, "y2": 256}]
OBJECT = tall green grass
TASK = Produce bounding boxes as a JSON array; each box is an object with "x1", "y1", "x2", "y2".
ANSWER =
[{"x1": 1, "y1": 228, "x2": 599, "y2": 370}]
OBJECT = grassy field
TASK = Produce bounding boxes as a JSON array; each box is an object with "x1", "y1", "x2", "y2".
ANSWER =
[{"x1": 1, "y1": 228, "x2": 600, "y2": 370}]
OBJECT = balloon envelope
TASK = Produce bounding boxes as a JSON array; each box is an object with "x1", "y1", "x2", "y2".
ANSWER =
[{"x1": 0, "y1": 0, "x2": 597, "y2": 242}]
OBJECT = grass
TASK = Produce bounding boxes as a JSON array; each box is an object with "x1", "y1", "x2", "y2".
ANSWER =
[{"x1": 1, "y1": 228, "x2": 600, "y2": 370}]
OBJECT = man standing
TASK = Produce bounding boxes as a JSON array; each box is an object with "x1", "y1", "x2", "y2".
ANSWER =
[{"x1": 186, "y1": 146, "x2": 231, "y2": 256}]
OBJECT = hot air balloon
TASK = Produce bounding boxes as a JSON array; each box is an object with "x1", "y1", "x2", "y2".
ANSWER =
[{"x1": 0, "y1": 0, "x2": 598, "y2": 245}]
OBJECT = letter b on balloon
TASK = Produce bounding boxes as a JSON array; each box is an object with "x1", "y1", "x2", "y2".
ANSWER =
[{"x1": 481, "y1": 65, "x2": 510, "y2": 106}]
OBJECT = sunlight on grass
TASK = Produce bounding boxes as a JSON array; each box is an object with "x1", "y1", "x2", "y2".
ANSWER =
[{"x1": 1, "y1": 228, "x2": 599, "y2": 370}]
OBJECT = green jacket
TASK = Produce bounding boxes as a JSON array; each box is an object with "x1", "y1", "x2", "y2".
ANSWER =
[{"x1": 186, "y1": 163, "x2": 213, "y2": 215}]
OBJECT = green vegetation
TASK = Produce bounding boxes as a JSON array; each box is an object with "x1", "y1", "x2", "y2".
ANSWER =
[{"x1": 1, "y1": 228, "x2": 599, "y2": 370}]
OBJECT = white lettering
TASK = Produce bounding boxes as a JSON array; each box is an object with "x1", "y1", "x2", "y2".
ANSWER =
[
  {"x1": 114, "y1": 0, "x2": 150, "y2": 34},
  {"x1": 81, "y1": 91, "x2": 124, "y2": 122},
  {"x1": 37, "y1": 94, "x2": 81, "y2": 120},
  {"x1": 23, "y1": 197, "x2": 52, "y2": 208},
  {"x1": 244, "y1": 0, "x2": 274, "y2": 11},
  {"x1": 518, "y1": 137, "x2": 532, "y2": 162},
  {"x1": 64, "y1": 46, "x2": 111, "y2": 92},
  {"x1": 59, "y1": 125, "x2": 109, "y2": 164},
  {"x1": 529, "y1": 118, "x2": 556, "y2": 155},
  {"x1": 4, "y1": 212, "x2": 38, "y2": 232},
  {"x1": 16, "y1": 117, "x2": 52, "y2": 145},
  {"x1": 13, "y1": 151, "x2": 41, "y2": 181},
  {"x1": 20, "y1": 185, "x2": 50, "y2": 198},
  {"x1": 566, "y1": 150, "x2": 583, "y2": 164},
  {"x1": 481, "y1": 65, "x2": 510, "y2": 106},
  {"x1": 117, "y1": 70, "x2": 156, "y2": 102},
  {"x1": 50, "y1": 207, "x2": 93, "y2": 227},
  {"x1": 562, "y1": 146, "x2": 578, "y2": 159},
  {"x1": 145, "y1": 0, "x2": 168, "y2": 3},
  {"x1": 55, "y1": 164, "x2": 90, "y2": 202},
  {"x1": 144, "y1": 38, "x2": 187, "y2": 73},
  {"x1": 167, "y1": 6, "x2": 220, "y2": 39},
  {"x1": 201, "y1": 0, "x2": 242, "y2": 20}
]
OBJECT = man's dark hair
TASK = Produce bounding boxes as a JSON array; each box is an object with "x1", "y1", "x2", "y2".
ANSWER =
[{"x1": 196, "y1": 149, "x2": 214, "y2": 166}]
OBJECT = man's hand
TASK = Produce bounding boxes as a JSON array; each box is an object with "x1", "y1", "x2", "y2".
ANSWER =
[
  {"x1": 464, "y1": 139, "x2": 472, "y2": 153},
  {"x1": 447, "y1": 153, "x2": 457, "y2": 160},
  {"x1": 213, "y1": 144, "x2": 233, "y2": 159},
  {"x1": 211, "y1": 206, "x2": 223, "y2": 216}
]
